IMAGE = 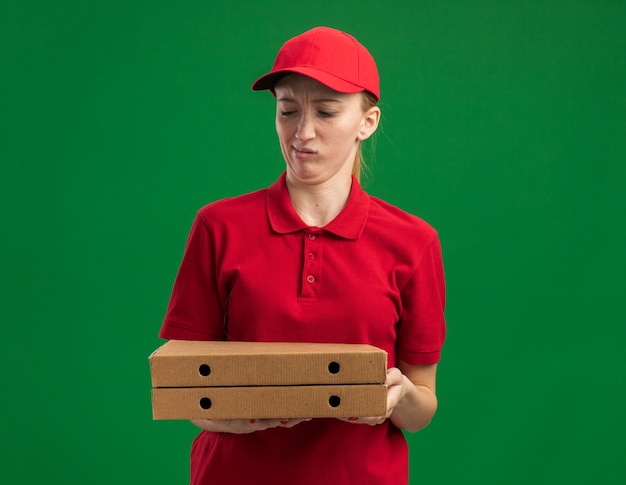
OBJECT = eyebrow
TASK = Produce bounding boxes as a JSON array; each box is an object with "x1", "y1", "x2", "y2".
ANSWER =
[{"x1": 277, "y1": 96, "x2": 342, "y2": 103}]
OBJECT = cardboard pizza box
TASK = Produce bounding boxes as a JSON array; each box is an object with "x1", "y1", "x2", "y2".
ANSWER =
[
  {"x1": 149, "y1": 340, "x2": 387, "y2": 387},
  {"x1": 151, "y1": 384, "x2": 387, "y2": 420}
]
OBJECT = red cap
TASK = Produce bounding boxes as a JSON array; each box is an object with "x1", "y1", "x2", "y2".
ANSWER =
[{"x1": 252, "y1": 26, "x2": 380, "y2": 100}]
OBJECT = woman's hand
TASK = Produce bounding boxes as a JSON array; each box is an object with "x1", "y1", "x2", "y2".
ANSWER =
[
  {"x1": 337, "y1": 361, "x2": 438, "y2": 432},
  {"x1": 336, "y1": 366, "x2": 408, "y2": 426},
  {"x1": 190, "y1": 418, "x2": 310, "y2": 434}
]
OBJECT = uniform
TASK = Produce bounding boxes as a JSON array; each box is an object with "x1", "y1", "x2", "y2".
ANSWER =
[{"x1": 160, "y1": 172, "x2": 446, "y2": 484}]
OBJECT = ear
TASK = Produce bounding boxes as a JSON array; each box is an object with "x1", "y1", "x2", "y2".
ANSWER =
[{"x1": 357, "y1": 106, "x2": 381, "y2": 141}]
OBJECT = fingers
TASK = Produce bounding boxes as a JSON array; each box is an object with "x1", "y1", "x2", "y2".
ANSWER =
[
  {"x1": 337, "y1": 416, "x2": 387, "y2": 426},
  {"x1": 277, "y1": 418, "x2": 312, "y2": 428},
  {"x1": 192, "y1": 418, "x2": 312, "y2": 434},
  {"x1": 241, "y1": 418, "x2": 310, "y2": 432},
  {"x1": 385, "y1": 367, "x2": 410, "y2": 411},
  {"x1": 385, "y1": 367, "x2": 404, "y2": 387}
]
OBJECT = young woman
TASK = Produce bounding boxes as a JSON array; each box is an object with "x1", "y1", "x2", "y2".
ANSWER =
[{"x1": 160, "y1": 26, "x2": 446, "y2": 485}]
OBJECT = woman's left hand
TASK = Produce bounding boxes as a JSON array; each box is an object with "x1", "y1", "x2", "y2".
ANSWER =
[
  {"x1": 336, "y1": 361, "x2": 438, "y2": 432},
  {"x1": 336, "y1": 367, "x2": 408, "y2": 426}
]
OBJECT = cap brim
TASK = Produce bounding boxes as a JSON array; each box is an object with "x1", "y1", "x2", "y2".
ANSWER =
[{"x1": 252, "y1": 67, "x2": 367, "y2": 96}]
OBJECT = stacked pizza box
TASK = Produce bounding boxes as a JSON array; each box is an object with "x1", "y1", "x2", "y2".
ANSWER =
[{"x1": 149, "y1": 340, "x2": 388, "y2": 420}]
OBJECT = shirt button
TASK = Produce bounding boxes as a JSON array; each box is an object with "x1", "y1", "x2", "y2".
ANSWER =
[
  {"x1": 308, "y1": 233, "x2": 316, "y2": 240},
  {"x1": 306, "y1": 275, "x2": 315, "y2": 284},
  {"x1": 308, "y1": 252, "x2": 315, "y2": 259}
]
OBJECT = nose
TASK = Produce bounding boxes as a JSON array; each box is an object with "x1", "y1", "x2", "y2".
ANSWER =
[{"x1": 295, "y1": 113, "x2": 315, "y2": 140}]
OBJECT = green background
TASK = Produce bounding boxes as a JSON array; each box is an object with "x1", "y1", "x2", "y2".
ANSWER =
[{"x1": 2, "y1": 1, "x2": 625, "y2": 483}]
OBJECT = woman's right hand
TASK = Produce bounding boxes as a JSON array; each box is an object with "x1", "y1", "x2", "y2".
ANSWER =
[{"x1": 190, "y1": 418, "x2": 310, "y2": 434}]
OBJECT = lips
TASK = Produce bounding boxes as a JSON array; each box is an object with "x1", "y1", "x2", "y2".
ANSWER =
[{"x1": 292, "y1": 145, "x2": 316, "y2": 159}]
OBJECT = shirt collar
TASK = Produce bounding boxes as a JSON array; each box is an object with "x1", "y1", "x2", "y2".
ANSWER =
[{"x1": 266, "y1": 172, "x2": 370, "y2": 240}]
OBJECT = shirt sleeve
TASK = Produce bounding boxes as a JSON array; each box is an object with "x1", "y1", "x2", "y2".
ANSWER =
[
  {"x1": 159, "y1": 212, "x2": 227, "y2": 341},
  {"x1": 396, "y1": 236, "x2": 447, "y2": 365}
]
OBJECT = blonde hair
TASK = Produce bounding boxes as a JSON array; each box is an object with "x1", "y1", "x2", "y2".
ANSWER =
[{"x1": 352, "y1": 91, "x2": 379, "y2": 182}]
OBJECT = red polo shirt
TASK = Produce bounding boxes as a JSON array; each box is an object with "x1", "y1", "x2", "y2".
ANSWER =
[{"x1": 160, "y1": 172, "x2": 446, "y2": 484}]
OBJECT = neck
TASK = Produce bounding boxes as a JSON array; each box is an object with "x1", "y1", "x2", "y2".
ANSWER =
[{"x1": 285, "y1": 173, "x2": 353, "y2": 227}]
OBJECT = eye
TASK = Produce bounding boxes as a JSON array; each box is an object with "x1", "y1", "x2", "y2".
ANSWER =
[
  {"x1": 280, "y1": 110, "x2": 297, "y2": 117},
  {"x1": 317, "y1": 111, "x2": 335, "y2": 118}
]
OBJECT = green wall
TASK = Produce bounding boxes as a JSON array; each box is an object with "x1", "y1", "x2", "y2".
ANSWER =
[{"x1": 2, "y1": 1, "x2": 625, "y2": 483}]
